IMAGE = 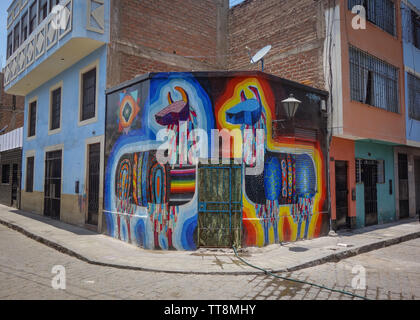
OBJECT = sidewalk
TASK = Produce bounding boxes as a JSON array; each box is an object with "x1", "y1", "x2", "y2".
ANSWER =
[{"x1": 0, "y1": 204, "x2": 419, "y2": 275}]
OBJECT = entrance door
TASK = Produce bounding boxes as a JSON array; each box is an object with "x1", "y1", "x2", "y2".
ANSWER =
[
  {"x1": 44, "y1": 150, "x2": 62, "y2": 219},
  {"x1": 11, "y1": 164, "x2": 18, "y2": 206},
  {"x1": 87, "y1": 143, "x2": 100, "y2": 226},
  {"x1": 398, "y1": 153, "x2": 409, "y2": 219},
  {"x1": 198, "y1": 163, "x2": 242, "y2": 248},
  {"x1": 415, "y1": 158, "x2": 420, "y2": 215},
  {"x1": 362, "y1": 160, "x2": 378, "y2": 226},
  {"x1": 335, "y1": 161, "x2": 349, "y2": 230}
]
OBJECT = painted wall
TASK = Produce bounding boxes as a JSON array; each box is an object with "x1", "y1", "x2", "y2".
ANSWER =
[
  {"x1": 355, "y1": 141, "x2": 396, "y2": 228},
  {"x1": 21, "y1": 46, "x2": 107, "y2": 224},
  {"x1": 338, "y1": 0, "x2": 406, "y2": 144},
  {"x1": 402, "y1": 0, "x2": 420, "y2": 144},
  {"x1": 104, "y1": 72, "x2": 329, "y2": 251}
]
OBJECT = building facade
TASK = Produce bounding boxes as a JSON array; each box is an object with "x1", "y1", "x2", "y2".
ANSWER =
[
  {"x1": 394, "y1": 0, "x2": 420, "y2": 219},
  {"x1": 4, "y1": 0, "x2": 110, "y2": 231},
  {"x1": 327, "y1": 0, "x2": 406, "y2": 229},
  {"x1": 105, "y1": 71, "x2": 329, "y2": 250},
  {"x1": 0, "y1": 72, "x2": 24, "y2": 208}
]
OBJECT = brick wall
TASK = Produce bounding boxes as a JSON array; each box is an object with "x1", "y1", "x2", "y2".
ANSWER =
[
  {"x1": 228, "y1": 0, "x2": 328, "y2": 90},
  {"x1": 0, "y1": 73, "x2": 24, "y2": 134},
  {"x1": 107, "y1": 0, "x2": 229, "y2": 88}
]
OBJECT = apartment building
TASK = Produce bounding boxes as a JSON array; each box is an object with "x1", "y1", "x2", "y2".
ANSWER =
[
  {"x1": 394, "y1": 0, "x2": 420, "y2": 219},
  {"x1": 4, "y1": 0, "x2": 110, "y2": 231}
]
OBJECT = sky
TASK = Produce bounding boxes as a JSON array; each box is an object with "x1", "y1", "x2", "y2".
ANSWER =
[{"x1": 0, "y1": 0, "x2": 245, "y2": 70}]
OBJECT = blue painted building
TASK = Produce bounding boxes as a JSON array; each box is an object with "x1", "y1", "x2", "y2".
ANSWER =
[
  {"x1": 395, "y1": 0, "x2": 420, "y2": 219},
  {"x1": 4, "y1": 0, "x2": 110, "y2": 230}
]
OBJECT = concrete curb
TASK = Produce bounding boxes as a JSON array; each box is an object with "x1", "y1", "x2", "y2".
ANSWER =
[{"x1": 1, "y1": 217, "x2": 420, "y2": 276}]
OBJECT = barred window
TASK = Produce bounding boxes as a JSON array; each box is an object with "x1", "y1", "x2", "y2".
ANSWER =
[
  {"x1": 50, "y1": 87, "x2": 61, "y2": 131},
  {"x1": 81, "y1": 68, "x2": 97, "y2": 121},
  {"x1": 28, "y1": 101, "x2": 37, "y2": 137},
  {"x1": 348, "y1": 0, "x2": 396, "y2": 36},
  {"x1": 412, "y1": 10, "x2": 420, "y2": 50},
  {"x1": 26, "y1": 157, "x2": 35, "y2": 193},
  {"x1": 407, "y1": 73, "x2": 420, "y2": 121},
  {"x1": 349, "y1": 46, "x2": 399, "y2": 113}
]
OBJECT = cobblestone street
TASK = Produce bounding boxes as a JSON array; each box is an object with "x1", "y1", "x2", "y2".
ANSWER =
[{"x1": 0, "y1": 224, "x2": 419, "y2": 300}]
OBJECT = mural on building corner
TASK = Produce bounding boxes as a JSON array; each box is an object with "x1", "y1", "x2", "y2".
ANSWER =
[{"x1": 104, "y1": 72, "x2": 328, "y2": 251}]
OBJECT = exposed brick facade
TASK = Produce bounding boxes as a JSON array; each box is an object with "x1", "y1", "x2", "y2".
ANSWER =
[
  {"x1": 0, "y1": 72, "x2": 24, "y2": 134},
  {"x1": 228, "y1": 0, "x2": 328, "y2": 90},
  {"x1": 107, "y1": 0, "x2": 229, "y2": 88}
]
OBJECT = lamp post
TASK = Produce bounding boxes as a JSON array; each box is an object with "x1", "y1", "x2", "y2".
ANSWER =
[{"x1": 281, "y1": 94, "x2": 302, "y2": 119}]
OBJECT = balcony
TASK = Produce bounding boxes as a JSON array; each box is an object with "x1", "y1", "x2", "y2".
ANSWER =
[{"x1": 4, "y1": 0, "x2": 108, "y2": 96}]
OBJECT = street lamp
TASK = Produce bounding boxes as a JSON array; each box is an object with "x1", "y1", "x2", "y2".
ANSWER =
[{"x1": 281, "y1": 94, "x2": 302, "y2": 119}]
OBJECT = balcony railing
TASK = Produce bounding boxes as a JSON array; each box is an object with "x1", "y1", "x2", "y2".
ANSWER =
[{"x1": 3, "y1": 0, "x2": 73, "y2": 87}]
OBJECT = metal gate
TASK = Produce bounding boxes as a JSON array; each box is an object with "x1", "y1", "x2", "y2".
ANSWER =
[
  {"x1": 44, "y1": 150, "x2": 62, "y2": 220},
  {"x1": 198, "y1": 163, "x2": 242, "y2": 248},
  {"x1": 361, "y1": 160, "x2": 378, "y2": 226},
  {"x1": 398, "y1": 153, "x2": 409, "y2": 219},
  {"x1": 87, "y1": 143, "x2": 100, "y2": 225},
  {"x1": 335, "y1": 161, "x2": 349, "y2": 230}
]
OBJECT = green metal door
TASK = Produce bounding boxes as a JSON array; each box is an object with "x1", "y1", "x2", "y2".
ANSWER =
[{"x1": 198, "y1": 163, "x2": 242, "y2": 248}]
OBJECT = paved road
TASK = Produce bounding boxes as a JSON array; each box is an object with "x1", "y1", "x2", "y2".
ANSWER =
[{"x1": 0, "y1": 224, "x2": 419, "y2": 300}]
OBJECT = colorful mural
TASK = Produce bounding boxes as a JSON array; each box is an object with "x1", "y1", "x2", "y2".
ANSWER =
[{"x1": 104, "y1": 72, "x2": 328, "y2": 251}]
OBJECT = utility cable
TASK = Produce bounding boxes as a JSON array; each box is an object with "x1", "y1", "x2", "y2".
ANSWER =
[{"x1": 232, "y1": 246, "x2": 370, "y2": 300}]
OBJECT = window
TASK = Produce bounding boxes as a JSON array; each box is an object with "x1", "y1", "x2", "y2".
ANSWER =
[
  {"x1": 408, "y1": 73, "x2": 420, "y2": 121},
  {"x1": 348, "y1": 0, "x2": 396, "y2": 36},
  {"x1": 26, "y1": 157, "x2": 35, "y2": 193},
  {"x1": 349, "y1": 46, "x2": 399, "y2": 113},
  {"x1": 412, "y1": 10, "x2": 420, "y2": 50},
  {"x1": 29, "y1": 2, "x2": 37, "y2": 35},
  {"x1": 356, "y1": 159, "x2": 383, "y2": 183},
  {"x1": 49, "y1": 0, "x2": 60, "y2": 13},
  {"x1": 21, "y1": 12, "x2": 28, "y2": 44},
  {"x1": 7, "y1": 32, "x2": 13, "y2": 59},
  {"x1": 81, "y1": 68, "x2": 97, "y2": 121},
  {"x1": 28, "y1": 100, "x2": 37, "y2": 137},
  {"x1": 13, "y1": 23, "x2": 20, "y2": 53},
  {"x1": 50, "y1": 87, "x2": 61, "y2": 131},
  {"x1": 39, "y1": 0, "x2": 48, "y2": 24},
  {"x1": 2, "y1": 165, "x2": 10, "y2": 184}
]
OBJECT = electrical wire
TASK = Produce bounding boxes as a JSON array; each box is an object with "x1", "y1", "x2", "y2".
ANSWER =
[{"x1": 232, "y1": 246, "x2": 370, "y2": 300}]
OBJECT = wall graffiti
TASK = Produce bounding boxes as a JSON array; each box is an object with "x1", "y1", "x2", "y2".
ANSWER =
[{"x1": 104, "y1": 72, "x2": 328, "y2": 251}]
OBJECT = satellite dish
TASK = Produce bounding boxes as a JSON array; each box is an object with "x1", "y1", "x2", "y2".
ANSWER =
[{"x1": 248, "y1": 45, "x2": 272, "y2": 72}]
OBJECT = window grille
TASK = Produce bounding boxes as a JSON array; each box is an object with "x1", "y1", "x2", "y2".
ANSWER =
[
  {"x1": 408, "y1": 73, "x2": 420, "y2": 121},
  {"x1": 349, "y1": 46, "x2": 399, "y2": 113},
  {"x1": 348, "y1": 0, "x2": 396, "y2": 36}
]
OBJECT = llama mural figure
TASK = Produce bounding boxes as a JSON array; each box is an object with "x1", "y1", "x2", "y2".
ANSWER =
[
  {"x1": 149, "y1": 86, "x2": 198, "y2": 249},
  {"x1": 225, "y1": 85, "x2": 317, "y2": 243}
]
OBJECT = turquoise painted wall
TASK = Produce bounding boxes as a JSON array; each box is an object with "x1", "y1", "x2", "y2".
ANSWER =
[
  {"x1": 355, "y1": 141, "x2": 396, "y2": 228},
  {"x1": 21, "y1": 45, "x2": 107, "y2": 196}
]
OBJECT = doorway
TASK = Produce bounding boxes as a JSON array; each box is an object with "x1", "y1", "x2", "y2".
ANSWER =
[
  {"x1": 44, "y1": 150, "x2": 62, "y2": 220},
  {"x1": 415, "y1": 157, "x2": 420, "y2": 216},
  {"x1": 87, "y1": 143, "x2": 100, "y2": 226},
  {"x1": 361, "y1": 160, "x2": 378, "y2": 227},
  {"x1": 11, "y1": 163, "x2": 18, "y2": 207},
  {"x1": 335, "y1": 161, "x2": 349, "y2": 230},
  {"x1": 198, "y1": 163, "x2": 242, "y2": 248},
  {"x1": 398, "y1": 153, "x2": 409, "y2": 219}
]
